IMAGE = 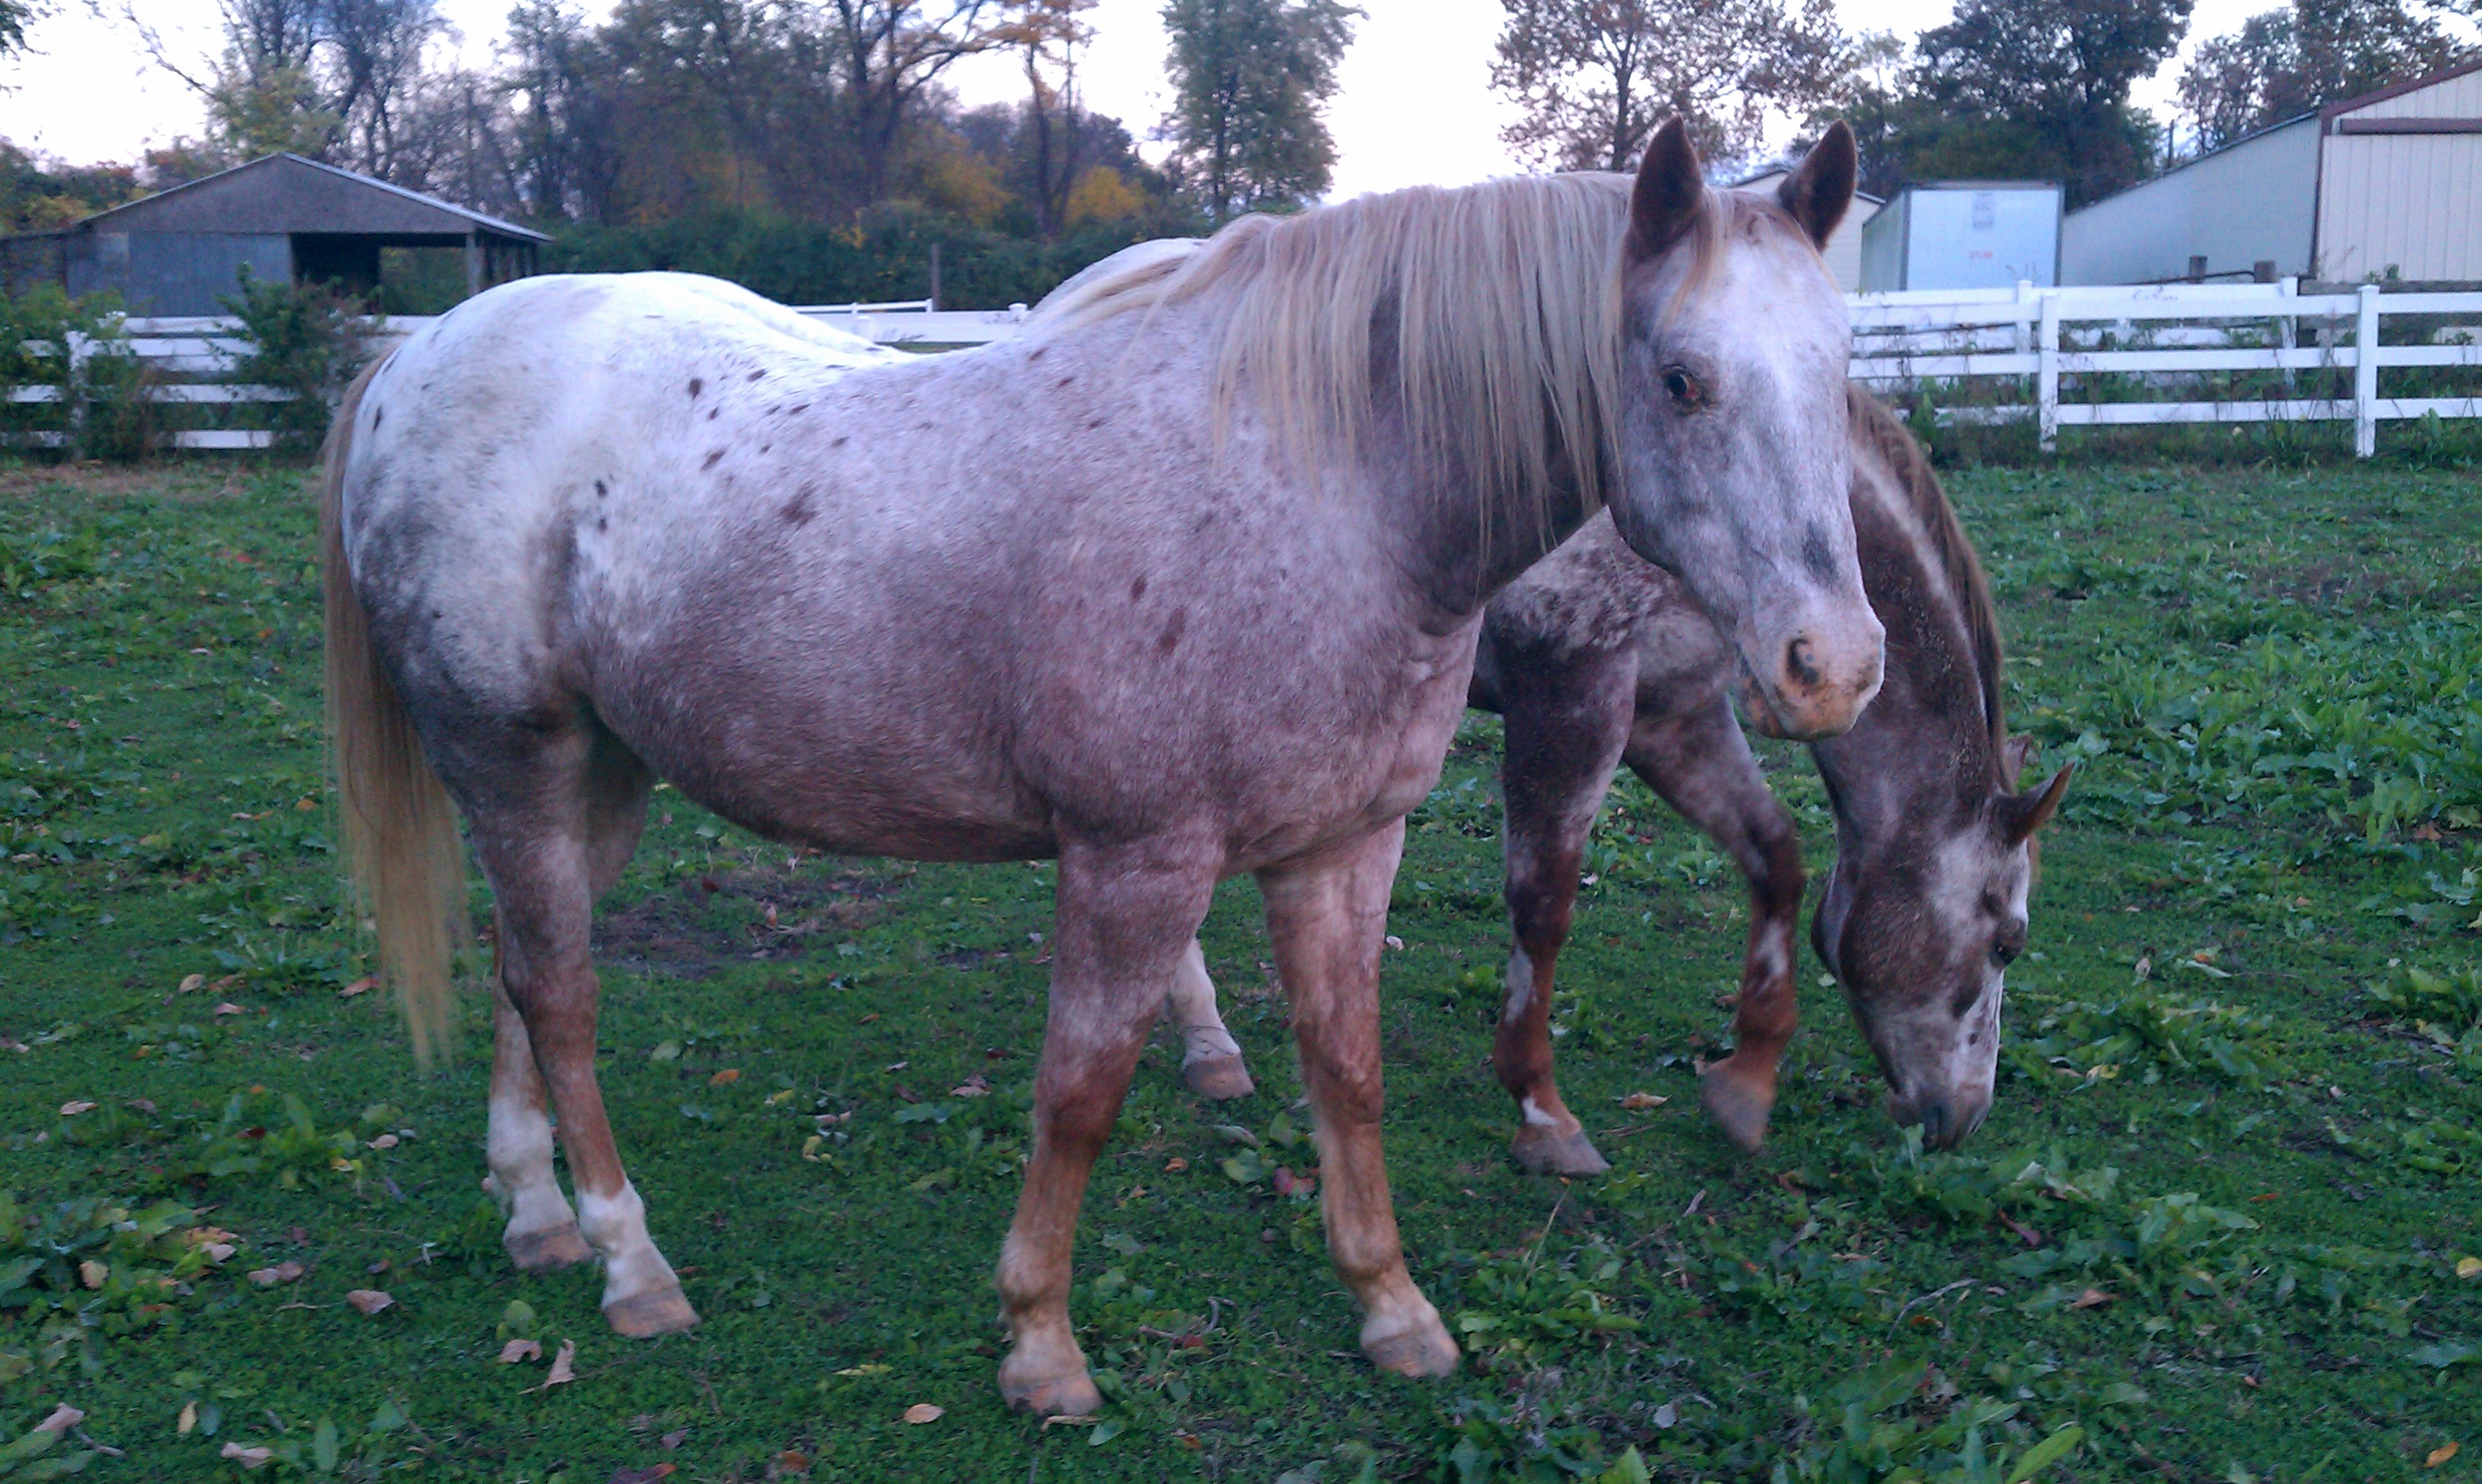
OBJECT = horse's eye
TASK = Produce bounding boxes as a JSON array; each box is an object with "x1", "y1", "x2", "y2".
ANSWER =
[{"x1": 1662, "y1": 368, "x2": 1704, "y2": 409}]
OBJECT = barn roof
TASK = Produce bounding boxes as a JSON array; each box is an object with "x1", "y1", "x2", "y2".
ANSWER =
[{"x1": 68, "y1": 154, "x2": 548, "y2": 243}]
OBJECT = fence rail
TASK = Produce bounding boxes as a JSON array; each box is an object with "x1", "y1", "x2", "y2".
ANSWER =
[{"x1": 7, "y1": 282, "x2": 2478, "y2": 455}]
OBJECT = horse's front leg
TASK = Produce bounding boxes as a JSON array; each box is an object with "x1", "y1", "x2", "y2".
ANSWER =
[
  {"x1": 996, "y1": 838, "x2": 1214, "y2": 1415},
  {"x1": 1259, "y1": 820, "x2": 1457, "y2": 1380},
  {"x1": 1623, "y1": 696, "x2": 1804, "y2": 1152},
  {"x1": 1163, "y1": 938, "x2": 1255, "y2": 1099},
  {"x1": 1493, "y1": 644, "x2": 1637, "y2": 1176}
]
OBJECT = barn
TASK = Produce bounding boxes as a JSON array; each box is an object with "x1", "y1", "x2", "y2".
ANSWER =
[
  {"x1": 0, "y1": 153, "x2": 546, "y2": 316},
  {"x1": 2062, "y1": 57, "x2": 2482, "y2": 286},
  {"x1": 1732, "y1": 167, "x2": 1883, "y2": 291}
]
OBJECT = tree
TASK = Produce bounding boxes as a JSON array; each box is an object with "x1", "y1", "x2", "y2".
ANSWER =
[
  {"x1": 1490, "y1": 0, "x2": 1841, "y2": 175},
  {"x1": 2176, "y1": 0, "x2": 2465, "y2": 152},
  {"x1": 1160, "y1": 0, "x2": 1359, "y2": 220},
  {"x1": 1907, "y1": 0, "x2": 2194, "y2": 206},
  {"x1": 1804, "y1": 30, "x2": 1924, "y2": 198},
  {"x1": 820, "y1": 2, "x2": 1015, "y2": 205},
  {"x1": 0, "y1": 0, "x2": 52, "y2": 66},
  {"x1": 995, "y1": 0, "x2": 1097, "y2": 238}
]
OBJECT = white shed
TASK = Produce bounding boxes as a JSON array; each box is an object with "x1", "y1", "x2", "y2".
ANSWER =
[
  {"x1": 1858, "y1": 182, "x2": 2062, "y2": 291},
  {"x1": 2063, "y1": 56, "x2": 2482, "y2": 285},
  {"x1": 1731, "y1": 168, "x2": 1883, "y2": 291}
]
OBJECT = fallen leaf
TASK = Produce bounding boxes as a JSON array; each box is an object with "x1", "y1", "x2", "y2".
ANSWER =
[
  {"x1": 214, "y1": 1002, "x2": 245, "y2": 1017},
  {"x1": 247, "y1": 1261, "x2": 305, "y2": 1286},
  {"x1": 709, "y1": 1068, "x2": 740, "y2": 1086},
  {"x1": 1163, "y1": 1156, "x2": 1189, "y2": 1173},
  {"x1": 340, "y1": 977, "x2": 379, "y2": 998},
  {"x1": 498, "y1": 1338, "x2": 542, "y2": 1364},
  {"x1": 2070, "y1": 1288, "x2": 2115, "y2": 1310},
  {"x1": 2133, "y1": 955, "x2": 2151, "y2": 980},
  {"x1": 659, "y1": 1428, "x2": 689, "y2": 1449},
  {"x1": 773, "y1": 1450, "x2": 812, "y2": 1475},
  {"x1": 33, "y1": 1404, "x2": 84, "y2": 1435},
  {"x1": 370, "y1": 1133, "x2": 399, "y2": 1149},
  {"x1": 903, "y1": 1403, "x2": 944, "y2": 1425},
  {"x1": 179, "y1": 973, "x2": 208, "y2": 993},
  {"x1": 2458, "y1": 1257, "x2": 2482, "y2": 1280},
  {"x1": 1652, "y1": 1400, "x2": 1679, "y2": 1430},
  {"x1": 221, "y1": 1443, "x2": 275, "y2": 1470},
  {"x1": 2430, "y1": 1442, "x2": 2460, "y2": 1468},
  {"x1": 833, "y1": 1363, "x2": 890, "y2": 1377},
  {"x1": 201, "y1": 1241, "x2": 237, "y2": 1264},
  {"x1": 544, "y1": 1338, "x2": 577, "y2": 1386},
  {"x1": 79, "y1": 1260, "x2": 107, "y2": 1289},
  {"x1": 1619, "y1": 1092, "x2": 1669, "y2": 1110},
  {"x1": 179, "y1": 1400, "x2": 198, "y2": 1435},
  {"x1": 951, "y1": 1074, "x2": 989, "y2": 1097},
  {"x1": 1383, "y1": 934, "x2": 1405, "y2": 950},
  {"x1": 344, "y1": 1289, "x2": 395, "y2": 1315},
  {"x1": 59, "y1": 1100, "x2": 96, "y2": 1116}
]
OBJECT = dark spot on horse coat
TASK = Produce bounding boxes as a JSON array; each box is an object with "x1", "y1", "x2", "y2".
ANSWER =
[
  {"x1": 707, "y1": 407, "x2": 719, "y2": 420},
  {"x1": 1801, "y1": 525, "x2": 1836, "y2": 581},
  {"x1": 748, "y1": 369, "x2": 766, "y2": 381},
  {"x1": 1087, "y1": 418, "x2": 1106, "y2": 430},
  {"x1": 370, "y1": 407, "x2": 382, "y2": 430},
  {"x1": 1129, "y1": 576, "x2": 1147, "y2": 601},
  {"x1": 760, "y1": 443, "x2": 771, "y2": 453},
  {"x1": 703, "y1": 450, "x2": 725, "y2": 470},
  {"x1": 594, "y1": 479, "x2": 607, "y2": 497},
  {"x1": 833, "y1": 436, "x2": 848, "y2": 449},
  {"x1": 1028, "y1": 346, "x2": 1048, "y2": 362},
  {"x1": 688, "y1": 379, "x2": 703, "y2": 398},
  {"x1": 782, "y1": 487, "x2": 814, "y2": 525},
  {"x1": 597, "y1": 516, "x2": 608, "y2": 532},
  {"x1": 1157, "y1": 607, "x2": 1188, "y2": 653}
]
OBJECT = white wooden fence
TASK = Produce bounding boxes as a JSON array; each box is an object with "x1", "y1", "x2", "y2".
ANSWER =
[{"x1": 9, "y1": 282, "x2": 2479, "y2": 455}]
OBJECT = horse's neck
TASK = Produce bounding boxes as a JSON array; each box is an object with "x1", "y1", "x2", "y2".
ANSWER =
[{"x1": 1810, "y1": 459, "x2": 1995, "y2": 847}]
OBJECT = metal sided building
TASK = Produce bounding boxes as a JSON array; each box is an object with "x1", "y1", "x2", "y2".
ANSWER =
[
  {"x1": 1858, "y1": 182, "x2": 2063, "y2": 292},
  {"x1": 2062, "y1": 57, "x2": 2482, "y2": 286},
  {"x1": 1731, "y1": 168, "x2": 1884, "y2": 291},
  {"x1": 0, "y1": 154, "x2": 547, "y2": 316}
]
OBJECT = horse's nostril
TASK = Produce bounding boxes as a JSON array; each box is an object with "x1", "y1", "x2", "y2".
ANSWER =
[
  {"x1": 1919, "y1": 1101, "x2": 1950, "y2": 1146},
  {"x1": 1783, "y1": 635, "x2": 1822, "y2": 689}
]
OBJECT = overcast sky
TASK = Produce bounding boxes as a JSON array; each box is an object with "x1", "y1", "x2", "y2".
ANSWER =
[{"x1": 3, "y1": 0, "x2": 2287, "y2": 193}]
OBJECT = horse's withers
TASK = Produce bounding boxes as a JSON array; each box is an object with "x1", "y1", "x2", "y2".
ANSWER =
[{"x1": 1605, "y1": 122, "x2": 1883, "y2": 742}]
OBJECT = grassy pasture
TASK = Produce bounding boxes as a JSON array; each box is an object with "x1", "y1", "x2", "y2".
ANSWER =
[{"x1": 1, "y1": 452, "x2": 2478, "y2": 1482}]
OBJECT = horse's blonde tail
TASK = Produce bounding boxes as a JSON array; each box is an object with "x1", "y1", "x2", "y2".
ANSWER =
[{"x1": 324, "y1": 354, "x2": 468, "y2": 1067}]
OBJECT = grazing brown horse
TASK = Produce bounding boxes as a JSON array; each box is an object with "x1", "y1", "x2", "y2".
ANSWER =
[
  {"x1": 325, "y1": 122, "x2": 1881, "y2": 1414},
  {"x1": 1166, "y1": 390, "x2": 2070, "y2": 1162}
]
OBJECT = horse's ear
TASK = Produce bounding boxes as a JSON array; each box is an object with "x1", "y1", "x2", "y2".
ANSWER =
[
  {"x1": 1776, "y1": 121, "x2": 1857, "y2": 250},
  {"x1": 1628, "y1": 117, "x2": 1706, "y2": 262},
  {"x1": 1996, "y1": 764, "x2": 2073, "y2": 845},
  {"x1": 2001, "y1": 734, "x2": 2036, "y2": 788}
]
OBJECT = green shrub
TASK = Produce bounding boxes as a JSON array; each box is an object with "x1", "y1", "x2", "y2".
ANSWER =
[
  {"x1": 0, "y1": 287, "x2": 154, "y2": 462},
  {"x1": 221, "y1": 268, "x2": 372, "y2": 451}
]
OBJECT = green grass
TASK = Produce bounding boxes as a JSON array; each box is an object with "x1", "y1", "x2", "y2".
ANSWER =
[{"x1": 2, "y1": 453, "x2": 2477, "y2": 1482}]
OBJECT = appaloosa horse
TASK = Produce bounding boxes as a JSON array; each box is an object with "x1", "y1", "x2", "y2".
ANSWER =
[
  {"x1": 324, "y1": 122, "x2": 1879, "y2": 1413},
  {"x1": 1164, "y1": 389, "x2": 2070, "y2": 1160}
]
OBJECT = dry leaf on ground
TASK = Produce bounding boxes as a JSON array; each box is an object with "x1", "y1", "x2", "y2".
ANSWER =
[
  {"x1": 179, "y1": 973, "x2": 208, "y2": 993},
  {"x1": 58, "y1": 1100, "x2": 95, "y2": 1117},
  {"x1": 497, "y1": 1338, "x2": 542, "y2": 1364},
  {"x1": 340, "y1": 976, "x2": 379, "y2": 997},
  {"x1": 709, "y1": 1068, "x2": 740, "y2": 1087},
  {"x1": 33, "y1": 1404, "x2": 84, "y2": 1435},
  {"x1": 2070, "y1": 1288, "x2": 2115, "y2": 1309},
  {"x1": 1620, "y1": 1092, "x2": 1669, "y2": 1109},
  {"x1": 221, "y1": 1444, "x2": 275, "y2": 1470},
  {"x1": 902, "y1": 1403, "x2": 944, "y2": 1424},
  {"x1": 2429, "y1": 1442, "x2": 2460, "y2": 1468},
  {"x1": 2458, "y1": 1257, "x2": 2481, "y2": 1280},
  {"x1": 178, "y1": 1400, "x2": 198, "y2": 1435},
  {"x1": 773, "y1": 1451, "x2": 812, "y2": 1476},
  {"x1": 344, "y1": 1289, "x2": 395, "y2": 1314},
  {"x1": 78, "y1": 1260, "x2": 106, "y2": 1289},
  {"x1": 544, "y1": 1338, "x2": 577, "y2": 1387},
  {"x1": 247, "y1": 1261, "x2": 305, "y2": 1286}
]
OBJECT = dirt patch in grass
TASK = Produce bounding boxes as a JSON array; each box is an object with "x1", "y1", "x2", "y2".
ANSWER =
[{"x1": 595, "y1": 865, "x2": 898, "y2": 976}]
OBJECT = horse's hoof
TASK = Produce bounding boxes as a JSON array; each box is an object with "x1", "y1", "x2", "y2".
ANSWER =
[
  {"x1": 1363, "y1": 1320, "x2": 1459, "y2": 1379},
  {"x1": 604, "y1": 1285, "x2": 700, "y2": 1338},
  {"x1": 1700, "y1": 1068, "x2": 1773, "y2": 1154},
  {"x1": 1182, "y1": 1053, "x2": 1255, "y2": 1101},
  {"x1": 504, "y1": 1222, "x2": 593, "y2": 1273},
  {"x1": 998, "y1": 1363, "x2": 1103, "y2": 1417},
  {"x1": 1509, "y1": 1123, "x2": 1610, "y2": 1177}
]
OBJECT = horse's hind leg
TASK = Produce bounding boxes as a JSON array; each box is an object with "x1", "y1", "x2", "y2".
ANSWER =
[
  {"x1": 1623, "y1": 696, "x2": 1804, "y2": 1153},
  {"x1": 1261, "y1": 821, "x2": 1456, "y2": 1381},
  {"x1": 1493, "y1": 645, "x2": 1636, "y2": 1177},
  {"x1": 486, "y1": 729, "x2": 652, "y2": 1273},
  {"x1": 464, "y1": 729, "x2": 688, "y2": 1335},
  {"x1": 1164, "y1": 939, "x2": 1255, "y2": 1099},
  {"x1": 997, "y1": 836, "x2": 1213, "y2": 1414}
]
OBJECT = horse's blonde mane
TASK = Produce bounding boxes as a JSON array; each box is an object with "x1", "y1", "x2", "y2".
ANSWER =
[{"x1": 1039, "y1": 173, "x2": 1641, "y2": 520}]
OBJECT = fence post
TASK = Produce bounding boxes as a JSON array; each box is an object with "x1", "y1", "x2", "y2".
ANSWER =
[
  {"x1": 2277, "y1": 276, "x2": 2296, "y2": 398},
  {"x1": 2036, "y1": 293, "x2": 2060, "y2": 453},
  {"x1": 2352, "y1": 283, "x2": 2379, "y2": 458},
  {"x1": 2013, "y1": 279, "x2": 2030, "y2": 355},
  {"x1": 64, "y1": 330, "x2": 90, "y2": 450}
]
